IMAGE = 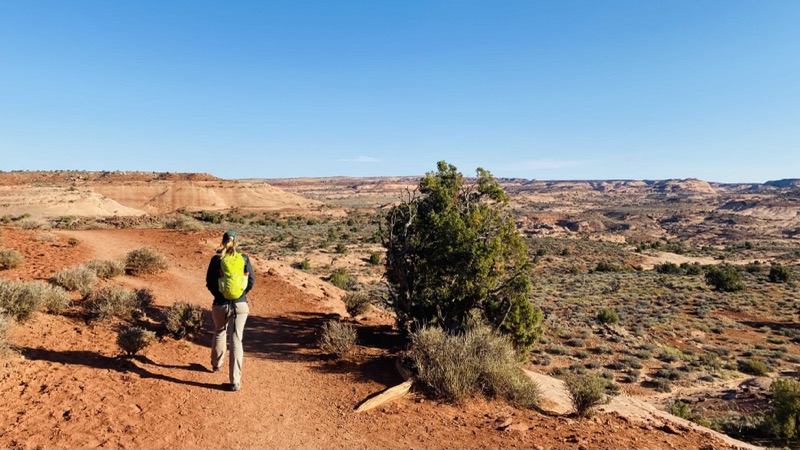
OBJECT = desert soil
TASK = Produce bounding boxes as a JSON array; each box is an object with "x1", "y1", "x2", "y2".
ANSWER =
[{"x1": 0, "y1": 227, "x2": 756, "y2": 449}]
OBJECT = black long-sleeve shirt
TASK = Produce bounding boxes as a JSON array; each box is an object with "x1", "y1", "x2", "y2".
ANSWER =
[{"x1": 205, "y1": 251, "x2": 255, "y2": 305}]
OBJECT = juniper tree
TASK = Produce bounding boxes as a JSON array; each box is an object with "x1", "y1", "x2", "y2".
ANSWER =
[{"x1": 382, "y1": 161, "x2": 542, "y2": 351}]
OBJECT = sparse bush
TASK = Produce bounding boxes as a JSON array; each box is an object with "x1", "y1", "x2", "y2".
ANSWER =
[
  {"x1": 67, "y1": 237, "x2": 80, "y2": 247},
  {"x1": 0, "y1": 278, "x2": 69, "y2": 321},
  {"x1": 409, "y1": 325, "x2": 539, "y2": 408},
  {"x1": 165, "y1": 301, "x2": 204, "y2": 338},
  {"x1": 705, "y1": 264, "x2": 744, "y2": 292},
  {"x1": 297, "y1": 258, "x2": 311, "y2": 270},
  {"x1": 50, "y1": 264, "x2": 97, "y2": 296},
  {"x1": 37, "y1": 282, "x2": 71, "y2": 314},
  {"x1": 125, "y1": 247, "x2": 168, "y2": 275},
  {"x1": 133, "y1": 287, "x2": 154, "y2": 310},
  {"x1": 737, "y1": 357, "x2": 771, "y2": 376},
  {"x1": 0, "y1": 278, "x2": 39, "y2": 322},
  {"x1": 596, "y1": 307, "x2": 619, "y2": 325},
  {"x1": 343, "y1": 292, "x2": 371, "y2": 317},
  {"x1": 565, "y1": 373, "x2": 608, "y2": 418},
  {"x1": 334, "y1": 243, "x2": 348, "y2": 254},
  {"x1": 117, "y1": 326, "x2": 156, "y2": 356},
  {"x1": 318, "y1": 319, "x2": 357, "y2": 357},
  {"x1": 84, "y1": 259, "x2": 125, "y2": 279},
  {"x1": 765, "y1": 378, "x2": 800, "y2": 439},
  {"x1": 0, "y1": 248, "x2": 22, "y2": 270},
  {"x1": 769, "y1": 264, "x2": 792, "y2": 283},
  {"x1": 669, "y1": 400, "x2": 692, "y2": 419},
  {"x1": 87, "y1": 285, "x2": 136, "y2": 320}
]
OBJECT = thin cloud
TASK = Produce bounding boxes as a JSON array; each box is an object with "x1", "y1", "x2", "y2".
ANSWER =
[{"x1": 337, "y1": 156, "x2": 379, "y2": 163}]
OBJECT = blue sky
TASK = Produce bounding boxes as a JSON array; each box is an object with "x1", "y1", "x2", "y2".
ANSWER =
[{"x1": 1, "y1": 1, "x2": 798, "y2": 182}]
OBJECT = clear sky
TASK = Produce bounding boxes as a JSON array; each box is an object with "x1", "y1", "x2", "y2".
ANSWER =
[{"x1": 1, "y1": 1, "x2": 798, "y2": 182}]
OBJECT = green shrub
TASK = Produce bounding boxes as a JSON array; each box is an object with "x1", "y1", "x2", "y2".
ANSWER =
[
  {"x1": 117, "y1": 326, "x2": 156, "y2": 356},
  {"x1": 705, "y1": 265, "x2": 744, "y2": 292},
  {"x1": 737, "y1": 357, "x2": 771, "y2": 376},
  {"x1": 596, "y1": 307, "x2": 619, "y2": 325},
  {"x1": 87, "y1": 285, "x2": 136, "y2": 320},
  {"x1": 594, "y1": 261, "x2": 622, "y2": 273},
  {"x1": 329, "y1": 268, "x2": 356, "y2": 290},
  {"x1": 165, "y1": 301, "x2": 204, "y2": 338},
  {"x1": 669, "y1": 400, "x2": 691, "y2": 419},
  {"x1": 50, "y1": 264, "x2": 97, "y2": 296},
  {"x1": 654, "y1": 262, "x2": 681, "y2": 275},
  {"x1": 343, "y1": 292, "x2": 371, "y2": 317},
  {"x1": 84, "y1": 259, "x2": 125, "y2": 279},
  {"x1": 125, "y1": 247, "x2": 168, "y2": 275},
  {"x1": 297, "y1": 258, "x2": 311, "y2": 270},
  {"x1": 318, "y1": 319, "x2": 357, "y2": 357},
  {"x1": 368, "y1": 251, "x2": 382, "y2": 265},
  {"x1": 768, "y1": 264, "x2": 793, "y2": 283},
  {"x1": 0, "y1": 248, "x2": 22, "y2": 270},
  {"x1": 765, "y1": 378, "x2": 800, "y2": 439},
  {"x1": 334, "y1": 243, "x2": 348, "y2": 254},
  {"x1": 564, "y1": 373, "x2": 608, "y2": 418},
  {"x1": 409, "y1": 326, "x2": 539, "y2": 408}
]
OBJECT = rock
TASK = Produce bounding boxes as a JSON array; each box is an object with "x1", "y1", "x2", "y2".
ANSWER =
[
  {"x1": 659, "y1": 423, "x2": 682, "y2": 435},
  {"x1": 496, "y1": 418, "x2": 513, "y2": 430},
  {"x1": 506, "y1": 423, "x2": 529, "y2": 432}
]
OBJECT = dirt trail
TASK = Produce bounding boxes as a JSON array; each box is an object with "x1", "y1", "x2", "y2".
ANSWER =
[{"x1": 0, "y1": 228, "x2": 756, "y2": 449}]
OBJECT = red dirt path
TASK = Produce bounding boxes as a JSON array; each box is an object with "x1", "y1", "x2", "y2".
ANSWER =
[{"x1": 0, "y1": 227, "x2": 746, "y2": 449}]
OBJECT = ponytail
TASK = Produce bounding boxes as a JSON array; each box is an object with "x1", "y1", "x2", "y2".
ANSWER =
[{"x1": 222, "y1": 236, "x2": 236, "y2": 257}]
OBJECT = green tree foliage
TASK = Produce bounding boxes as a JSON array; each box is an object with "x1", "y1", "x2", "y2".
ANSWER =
[
  {"x1": 766, "y1": 378, "x2": 800, "y2": 440},
  {"x1": 768, "y1": 264, "x2": 793, "y2": 283},
  {"x1": 382, "y1": 161, "x2": 542, "y2": 351},
  {"x1": 704, "y1": 264, "x2": 745, "y2": 292}
]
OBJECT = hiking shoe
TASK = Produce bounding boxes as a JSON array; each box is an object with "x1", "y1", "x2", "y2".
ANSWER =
[
  {"x1": 222, "y1": 382, "x2": 240, "y2": 392},
  {"x1": 211, "y1": 366, "x2": 220, "y2": 373}
]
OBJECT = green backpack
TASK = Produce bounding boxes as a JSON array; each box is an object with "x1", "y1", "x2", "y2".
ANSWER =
[{"x1": 218, "y1": 251, "x2": 248, "y2": 300}]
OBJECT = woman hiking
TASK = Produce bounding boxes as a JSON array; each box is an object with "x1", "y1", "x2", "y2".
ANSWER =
[{"x1": 205, "y1": 230, "x2": 255, "y2": 392}]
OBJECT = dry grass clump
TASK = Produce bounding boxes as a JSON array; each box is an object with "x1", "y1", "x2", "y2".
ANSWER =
[
  {"x1": 87, "y1": 285, "x2": 136, "y2": 320},
  {"x1": 164, "y1": 301, "x2": 204, "y2": 338},
  {"x1": 50, "y1": 264, "x2": 97, "y2": 296},
  {"x1": 0, "y1": 312, "x2": 10, "y2": 357},
  {"x1": 0, "y1": 278, "x2": 69, "y2": 320},
  {"x1": 84, "y1": 259, "x2": 125, "y2": 279},
  {"x1": 409, "y1": 326, "x2": 540, "y2": 408},
  {"x1": 117, "y1": 326, "x2": 156, "y2": 356},
  {"x1": 564, "y1": 372, "x2": 609, "y2": 418},
  {"x1": 125, "y1": 247, "x2": 168, "y2": 276},
  {"x1": 0, "y1": 248, "x2": 22, "y2": 270},
  {"x1": 318, "y1": 319, "x2": 357, "y2": 358},
  {"x1": 343, "y1": 292, "x2": 371, "y2": 317},
  {"x1": 0, "y1": 278, "x2": 42, "y2": 321}
]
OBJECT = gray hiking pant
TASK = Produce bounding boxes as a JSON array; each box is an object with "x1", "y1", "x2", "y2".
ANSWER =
[{"x1": 211, "y1": 302, "x2": 249, "y2": 385}]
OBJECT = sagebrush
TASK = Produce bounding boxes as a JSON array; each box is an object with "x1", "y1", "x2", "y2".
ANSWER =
[
  {"x1": 318, "y1": 319, "x2": 357, "y2": 357},
  {"x1": 50, "y1": 264, "x2": 97, "y2": 296},
  {"x1": 565, "y1": 373, "x2": 609, "y2": 418},
  {"x1": 409, "y1": 325, "x2": 539, "y2": 408},
  {"x1": 87, "y1": 285, "x2": 136, "y2": 319},
  {"x1": 125, "y1": 247, "x2": 168, "y2": 275},
  {"x1": 165, "y1": 301, "x2": 204, "y2": 338},
  {"x1": 84, "y1": 259, "x2": 125, "y2": 279},
  {"x1": 0, "y1": 278, "x2": 69, "y2": 321},
  {"x1": 0, "y1": 248, "x2": 22, "y2": 270},
  {"x1": 117, "y1": 326, "x2": 156, "y2": 356}
]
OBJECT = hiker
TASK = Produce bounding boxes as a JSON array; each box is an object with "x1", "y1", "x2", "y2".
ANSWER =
[{"x1": 206, "y1": 230, "x2": 255, "y2": 392}]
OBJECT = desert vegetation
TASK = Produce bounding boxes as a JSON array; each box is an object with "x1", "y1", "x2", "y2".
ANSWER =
[{"x1": 1, "y1": 169, "x2": 799, "y2": 447}]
